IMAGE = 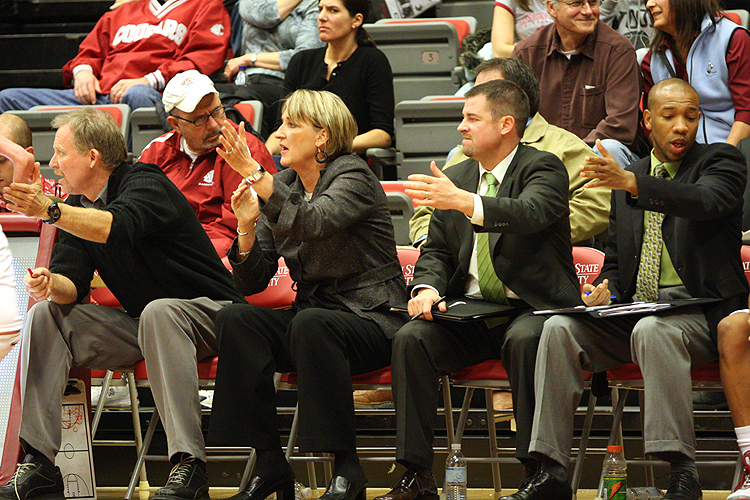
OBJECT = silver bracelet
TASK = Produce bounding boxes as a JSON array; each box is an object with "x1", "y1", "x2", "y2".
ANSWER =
[{"x1": 237, "y1": 227, "x2": 250, "y2": 236}]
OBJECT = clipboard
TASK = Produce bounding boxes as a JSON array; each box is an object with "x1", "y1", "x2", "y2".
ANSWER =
[
  {"x1": 533, "y1": 297, "x2": 722, "y2": 318},
  {"x1": 391, "y1": 297, "x2": 516, "y2": 322}
]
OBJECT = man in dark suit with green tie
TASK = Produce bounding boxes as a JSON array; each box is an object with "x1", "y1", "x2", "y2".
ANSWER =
[
  {"x1": 508, "y1": 79, "x2": 749, "y2": 500},
  {"x1": 374, "y1": 79, "x2": 583, "y2": 500}
]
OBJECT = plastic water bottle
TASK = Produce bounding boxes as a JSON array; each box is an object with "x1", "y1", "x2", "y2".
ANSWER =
[
  {"x1": 601, "y1": 445, "x2": 627, "y2": 500},
  {"x1": 444, "y1": 443, "x2": 468, "y2": 500},
  {"x1": 627, "y1": 487, "x2": 663, "y2": 499},
  {"x1": 235, "y1": 65, "x2": 247, "y2": 85}
]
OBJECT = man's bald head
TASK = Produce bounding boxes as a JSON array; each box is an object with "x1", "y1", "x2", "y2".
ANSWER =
[
  {"x1": 0, "y1": 114, "x2": 32, "y2": 150},
  {"x1": 0, "y1": 114, "x2": 33, "y2": 191},
  {"x1": 644, "y1": 78, "x2": 701, "y2": 163},
  {"x1": 648, "y1": 78, "x2": 700, "y2": 113}
]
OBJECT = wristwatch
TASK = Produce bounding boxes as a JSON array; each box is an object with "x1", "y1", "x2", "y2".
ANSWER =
[
  {"x1": 250, "y1": 53, "x2": 257, "y2": 67},
  {"x1": 44, "y1": 201, "x2": 61, "y2": 224},
  {"x1": 244, "y1": 165, "x2": 266, "y2": 185}
]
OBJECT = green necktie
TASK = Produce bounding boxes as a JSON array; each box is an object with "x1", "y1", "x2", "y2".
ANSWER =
[
  {"x1": 477, "y1": 172, "x2": 508, "y2": 304},
  {"x1": 634, "y1": 164, "x2": 670, "y2": 302}
]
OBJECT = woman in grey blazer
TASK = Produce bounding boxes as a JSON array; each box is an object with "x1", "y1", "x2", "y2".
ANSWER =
[{"x1": 208, "y1": 89, "x2": 408, "y2": 500}]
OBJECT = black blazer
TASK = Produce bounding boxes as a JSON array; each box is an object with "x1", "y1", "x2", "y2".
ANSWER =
[
  {"x1": 229, "y1": 154, "x2": 408, "y2": 338},
  {"x1": 411, "y1": 144, "x2": 582, "y2": 311},
  {"x1": 598, "y1": 142, "x2": 749, "y2": 339}
]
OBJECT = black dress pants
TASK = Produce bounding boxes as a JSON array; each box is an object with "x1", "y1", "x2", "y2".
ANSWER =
[
  {"x1": 391, "y1": 310, "x2": 547, "y2": 469},
  {"x1": 208, "y1": 304, "x2": 392, "y2": 453}
]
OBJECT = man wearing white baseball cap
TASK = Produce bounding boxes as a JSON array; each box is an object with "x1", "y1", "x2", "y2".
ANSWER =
[{"x1": 139, "y1": 70, "x2": 275, "y2": 258}]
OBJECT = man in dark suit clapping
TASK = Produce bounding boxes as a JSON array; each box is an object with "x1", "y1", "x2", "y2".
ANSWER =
[{"x1": 374, "y1": 79, "x2": 583, "y2": 500}]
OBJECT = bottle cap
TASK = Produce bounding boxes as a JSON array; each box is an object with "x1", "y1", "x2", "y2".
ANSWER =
[
  {"x1": 451, "y1": 443, "x2": 461, "y2": 451},
  {"x1": 606, "y1": 445, "x2": 623, "y2": 453},
  {"x1": 239, "y1": 65, "x2": 247, "y2": 70}
]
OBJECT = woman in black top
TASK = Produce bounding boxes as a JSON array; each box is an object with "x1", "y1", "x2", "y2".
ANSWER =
[{"x1": 266, "y1": 0, "x2": 395, "y2": 156}]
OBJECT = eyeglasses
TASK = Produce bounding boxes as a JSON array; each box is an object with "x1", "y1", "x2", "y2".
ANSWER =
[
  {"x1": 170, "y1": 105, "x2": 226, "y2": 127},
  {"x1": 557, "y1": 0, "x2": 598, "y2": 9}
]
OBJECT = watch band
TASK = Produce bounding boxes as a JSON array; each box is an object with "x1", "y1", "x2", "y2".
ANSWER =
[
  {"x1": 44, "y1": 201, "x2": 61, "y2": 225},
  {"x1": 244, "y1": 164, "x2": 266, "y2": 185}
]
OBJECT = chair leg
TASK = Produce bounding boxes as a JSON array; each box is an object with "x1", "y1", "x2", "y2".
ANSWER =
[
  {"x1": 126, "y1": 408, "x2": 160, "y2": 500},
  {"x1": 484, "y1": 388, "x2": 502, "y2": 493},
  {"x1": 454, "y1": 388, "x2": 475, "y2": 443},
  {"x1": 636, "y1": 391, "x2": 655, "y2": 486},
  {"x1": 126, "y1": 373, "x2": 150, "y2": 500},
  {"x1": 597, "y1": 388, "x2": 628, "y2": 499},
  {"x1": 238, "y1": 449, "x2": 257, "y2": 491},
  {"x1": 286, "y1": 404, "x2": 319, "y2": 491},
  {"x1": 571, "y1": 392, "x2": 597, "y2": 497},
  {"x1": 91, "y1": 370, "x2": 114, "y2": 436},
  {"x1": 441, "y1": 375, "x2": 455, "y2": 446}
]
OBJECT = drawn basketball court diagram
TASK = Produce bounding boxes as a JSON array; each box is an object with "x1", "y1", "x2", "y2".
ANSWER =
[{"x1": 60, "y1": 380, "x2": 97, "y2": 500}]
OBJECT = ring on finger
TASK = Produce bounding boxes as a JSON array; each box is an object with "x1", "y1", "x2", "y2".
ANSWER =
[
  {"x1": 227, "y1": 147, "x2": 234, "y2": 154},
  {"x1": 424, "y1": 190, "x2": 429, "y2": 200}
]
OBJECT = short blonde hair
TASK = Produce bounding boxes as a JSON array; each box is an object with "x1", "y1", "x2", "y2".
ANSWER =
[
  {"x1": 281, "y1": 89, "x2": 358, "y2": 159},
  {"x1": 51, "y1": 108, "x2": 127, "y2": 169}
]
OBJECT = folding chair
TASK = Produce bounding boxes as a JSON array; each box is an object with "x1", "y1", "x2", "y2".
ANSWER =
[
  {"x1": 130, "y1": 107, "x2": 164, "y2": 156},
  {"x1": 234, "y1": 100, "x2": 264, "y2": 136},
  {"x1": 363, "y1": 21, "x2": 463, "y2": 102},
  {"x1": 597, "y1": 245, "x2": 750, "y2": 489},
  {"x1": 392, "y1": 99, "x2": 464, "y2": 179},
  {"x1": 6, "y1": 105, "x2": 130, "y2": 170},
  {"x1": 446, "y1": 246, "x2": 605, "y2": 493},
  {"x1": 278, "y1": 247, "x2": 454, "y2": 491},
  {"x1": 124, "y1": 257, "x2": 296, "y2": 500}
]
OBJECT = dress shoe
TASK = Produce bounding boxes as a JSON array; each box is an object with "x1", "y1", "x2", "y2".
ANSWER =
[
  {"x1": 153, "y1": 455, "x2": 210, "y2": 500},
  {"x1": 353, "y1": 389, "x2": 393, "y2": 408},
  {"x1": 374, "y1": 469, "x2": 438, "y2": 500},
  {"x1": 227, "y1": 471, "x2": 295, "y2": 500},
  {"x1": 517, "y1": 462, "x2": 540, "y2": 491},
  {"x1": 663, "y1": 470, "x2": 702, "y2": 500},
  {"x1": 319, "y1": 475, "x2": 367, "y2": 500},
  {"x1": 0, "y1": 454, "x2": 64, "y2": 500},
  {"x1": 497, "y1": 470, "x2": 571, "y2": 500}
]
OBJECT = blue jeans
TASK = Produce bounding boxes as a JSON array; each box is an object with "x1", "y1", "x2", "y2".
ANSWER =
[
  {"x1": 0, "y1": 85, "x2": 161, "y2": 113},
  {"x1": 594, "y1": 138, "x2": 641, "y2": 169}
]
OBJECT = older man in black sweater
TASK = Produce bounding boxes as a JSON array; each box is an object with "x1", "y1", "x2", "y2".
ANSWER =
[{"x1": 0, "y1": 108, "x2": 244, "y2": 500}]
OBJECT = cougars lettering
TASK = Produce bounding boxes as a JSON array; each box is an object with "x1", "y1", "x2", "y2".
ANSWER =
[{"x1": 112, "y1": 20, "x2": 188, "y2": 47}]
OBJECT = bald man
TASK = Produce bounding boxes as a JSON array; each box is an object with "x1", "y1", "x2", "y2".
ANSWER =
[
  {"x1": 0, "y1": 114, "x2": 63, "y2": 211},
  {"x1": 501, "y1": 79, "x2": 747, "y2": 500}
]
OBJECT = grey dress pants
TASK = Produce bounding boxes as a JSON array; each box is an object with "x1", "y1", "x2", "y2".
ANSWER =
[
  {"x1": 529, "y1": 287, "x2": 717, "y2": 468},
  {"x1": 20, "y1": 297, "x2": 228, "y2": 463}
]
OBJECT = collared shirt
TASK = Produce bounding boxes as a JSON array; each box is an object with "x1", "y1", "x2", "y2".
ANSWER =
[
  {"x1": 411, "y1": 147, "x2": 521, "y2": 301},
  {"x1": 645, "y1": 150, "x2": 684, "y2": 289},
  {"x1": 512, "y1": 20, "x2": 641, "y2": 148},
  {"x1": 80, "y1": 184, "x2": 109, "y2": 211},
  {"x1": 465, "y1": 146, "x2": 519, "y2": 300}
]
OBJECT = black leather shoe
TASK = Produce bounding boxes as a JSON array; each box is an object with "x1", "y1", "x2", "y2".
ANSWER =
[
  {"x1": 319, "y1": 475, "x2": 367, "y2": 500},
  {"x1": 153, "y1": 455, "x2": 210, "y2": 500},
  {"x1": 228, "y1": 471, "x2": 295, "y2": 500},
  {"x1": 663, "y1": 470, "x2": 702, "y2": 500},
  {"x1": 518, "y1": 462, "x2": 541, "y2": 491},
  {"x1": 497, "y1": 470, "x2": 571, "y2": 500},
  {"x1": 374, "y1": 469, "x2": 438, "y2": 500},
  {"x1": 0, "y1": 454, "x2": 64, "y2": 500}
]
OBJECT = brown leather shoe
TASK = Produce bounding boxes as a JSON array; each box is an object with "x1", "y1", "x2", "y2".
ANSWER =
[
  {"x1": 353, "y1": 389, "x2": 393, "y2": 408},
  {"x1": 374, "y1": 469, "x2": 438, "y2": 500}
]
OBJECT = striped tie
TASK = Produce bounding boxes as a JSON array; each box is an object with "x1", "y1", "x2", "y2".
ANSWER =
[
  {"x1": 477, "y1": 172, "x2": 508, "y2": 304},
  {"x1": 634, "y1": 164, "x2": 670, "y2": 302}
]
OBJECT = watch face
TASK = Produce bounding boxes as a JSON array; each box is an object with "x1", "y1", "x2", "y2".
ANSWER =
[{"x1": 46, "y1": 202, "x2": 61, "y2": 224}]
